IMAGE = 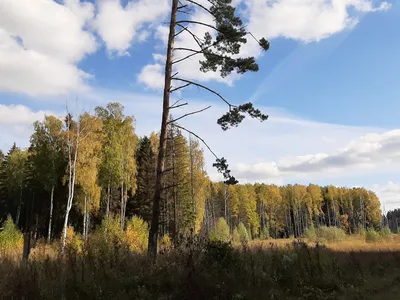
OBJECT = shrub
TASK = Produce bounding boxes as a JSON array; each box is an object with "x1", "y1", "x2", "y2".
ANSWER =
[
  {"x1": 0, "y1": 215, "x2": 23, "y2": 252},
  {"x1": 88, "y1": 215, "x2": 125, "y2": 255},
  {"x1": 354, "y1": 226, "x2": 366, "y2": 238},
  {"x1": 209, "y1": 218, "x2": 230, "y2": 243},
  {"x1": 379, "y1": 226, "x2": 393, "y2": 241},
  {"x1": 304, "y1": 226, "x2": 317, "y2": 241},
  {"x1": 316, "y1": 226, "x2": 346, "y2": 243},
  {"x1": 124, "y1": 216, "x2": 148, "y2": 253},
  {"x1": 232, "y1": 228, "x2": 241, "y2": 245},
  {"x1": 365, "y1": 228, "x2": 379, "y2": 243},
  {"x1": 237, "y1": 222, "x2": 250, "y2": 244},
  {"x1": 365, "y1": 227, "x2": 392, "y2": 243},
  {"x1": 259, "y1": 226, "x2": 270, "y2": 240},
  {"x1": 65, "y1": 226, "x2": 83, "y2": 254},
  {"x1": 159, "y1": 234, "x2": 172, "y2": 252}
]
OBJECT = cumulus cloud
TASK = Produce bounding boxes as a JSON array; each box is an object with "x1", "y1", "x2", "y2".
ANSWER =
[
  {"x1": 137, "y1": 64, "x2": 165, "y2": 89},
  {"x1": 93, "y1": 0, "x2": 170, "y2": 56},
  {"x1": 139, "y1": 0, "x2": 389, "y2": 89},
  {"x1": 372, "y1": 181, "x2": 400, "y2": 211},
  {"x1": 0, "y1": 104, "x2": 54, "y2": 125},
  {"x1": 0, "y1": 0, "x2": 97, "y2": 96},
  {"x1": 0, "y1": 104, "x2": 58, "y2": 152},
  {"x1": 232, "y1": 129, "x2": 400, "y2": 185},
  {"x1": 244, "y1": 0, "x2": 390, "y2": 43}
]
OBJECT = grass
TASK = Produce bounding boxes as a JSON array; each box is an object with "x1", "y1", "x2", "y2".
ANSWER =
[{"x1": 1, "y1": 235, "x2": 400, "y2": 299}]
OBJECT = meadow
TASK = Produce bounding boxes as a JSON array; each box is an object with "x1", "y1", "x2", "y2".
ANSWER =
[{"x1": 1, "y1": 218, "x2": 400, "y2": 300}]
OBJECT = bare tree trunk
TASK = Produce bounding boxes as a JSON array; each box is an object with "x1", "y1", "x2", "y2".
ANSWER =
[
  {"x1": 106, "y1": 181, "x2": 111, "y2": 218},
  {"x1": 120, "y1": 181, "x2": 124, "y2": 228},
  {"x1": 16, "y1": 185, "x2": 23, "y2": 226},
  {"x1": 327, "y1": 200, "x2": 331, "y2": 227},
  {"x1": 172, "y1": 138, "x2": 178, "y2": 241},
  {"x1": 224, "y1": 184, "x2": 227, "y2": 221},
  {"x1": 83, "y1": 194, "x2": 87, "y2": 237},
  {"x1": 122, "y1": 180, "x2": 128, "y2": 229},
  {"x1": 61, "y1": 115, "x2": 79, "y2": 252},
  {"x1": 47, "y1": 185, "x2": 54, "y2": 243},
  {"x1": 189, "y1": 137, "x2": 196, "y2": 232},
  {"x1": 148, "y1": 0, "x2": 179, "y2": 259},
  {"x1": 34, "y1": 214, "x2": 38, "y2": 241},
  {"x1": 86, "y1": 211, "x2": 90, "y2": 237}
]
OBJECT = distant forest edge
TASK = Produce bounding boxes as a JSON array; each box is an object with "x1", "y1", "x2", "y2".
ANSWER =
[{"x1": 0, "y1": 102, "x2": 396, "y2": 245}]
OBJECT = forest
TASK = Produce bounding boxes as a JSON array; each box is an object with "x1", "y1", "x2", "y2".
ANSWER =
[
  {"x1": 1, "y1": 0, "x2": 400, "y2": 299},
  {"x1": 0, "y1": 101, "x2": 386, "y2": 245}
]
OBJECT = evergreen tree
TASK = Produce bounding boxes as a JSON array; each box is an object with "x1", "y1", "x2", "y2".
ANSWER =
[
  {"x1": 131, "y1": 136, "x2": 156, "y2": 224},
  {"x1": 149, "y1": 0, "x2": 270, "y2": 257}
]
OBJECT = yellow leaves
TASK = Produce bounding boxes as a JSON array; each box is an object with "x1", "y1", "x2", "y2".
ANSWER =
[
  {"x1": 0, "y1": 216, "x2": 23, "y2": 253},
  {"x1": 124, "y1": 216, "x2": 148, "y2": 253},
  {"x1": 65, "y1": 226, "x2": 83, "y2": 254}
]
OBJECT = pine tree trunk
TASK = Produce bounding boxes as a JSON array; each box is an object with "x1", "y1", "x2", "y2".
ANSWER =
[
  {"x1": 148, "y1": 0, "x2": 179, "y2": 259},
  {"x1": 189, "y1": 138, "x2": 196, "y2": 232},
  {"x1": 224, "y1": 185, "x2": 227, "y2": 221},
  {"x1": 47, "y1": 186, "x2": 54, "y2": 243}
]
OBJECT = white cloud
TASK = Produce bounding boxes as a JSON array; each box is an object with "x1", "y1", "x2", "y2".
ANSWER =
[
  {"x1": 137, "y1": 64, "x2": 165, "y2": 89},
  {"x1": 0, "y1": 104, "x2": 54, "y2": 125},
  {"x1": 0, "y1": 0, "x2": 97, "y2": 96},
  {"x1": 244, "y1": 0, "x2": 390, "y2": 43},
  {"x1": 0, "y1": 104, "x2": 58, "y2": 152},
  {"x1": 372, "y1": 181, "x2": 400, "y2": 212},
  {"x1": 94, "y1": 0, "x2": 170, "y2": 56},
  {"x1": 2, "y1": 89, "x2": 399, "y2": 210},
  {"x1": 140, "y1": 0, "x2": 390, "y2": 90}
]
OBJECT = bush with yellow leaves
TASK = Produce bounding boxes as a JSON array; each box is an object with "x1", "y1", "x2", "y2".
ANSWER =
[
  {"x1": 124, "y1": 216, "x2": 148, "y2": 253},
  {"x1": 0, "y1": 215, "x2": 23, "y2": 256},
  {"x1": 65, "y1": 226, "x2": 83, "y2": 254},
  {"x1": 159, "y1": 234, "x2": 172, "y2": 252}
]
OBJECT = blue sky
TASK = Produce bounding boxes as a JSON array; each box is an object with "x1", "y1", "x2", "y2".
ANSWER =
[{"x1": 1, "y1": 0, "x2": 400, "y2": 210}]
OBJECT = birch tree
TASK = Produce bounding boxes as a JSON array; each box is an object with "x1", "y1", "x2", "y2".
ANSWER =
[
  {"x1": 61, "y1": 113, "x2": 80, "y2": 251},
  {"x1": 75, "y1": 113, "x2": 103, "y2": 238},
  {"x1": 30, "y1": 116, "x2": 65, "y2": 242}
]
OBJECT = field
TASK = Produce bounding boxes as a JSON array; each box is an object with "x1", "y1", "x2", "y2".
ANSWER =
[{"x1": 1, "y1": 233, "x2": 400, "y2": 300}]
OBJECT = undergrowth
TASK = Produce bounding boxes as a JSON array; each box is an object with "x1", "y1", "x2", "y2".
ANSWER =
[{"x1": 1, "y1": 237, "x2": 400, "y2": 299}]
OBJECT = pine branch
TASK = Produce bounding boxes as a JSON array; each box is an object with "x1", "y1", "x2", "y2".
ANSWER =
[
  {"x1": 170, "y1": 82, "x2": 192, "y2": 93},
  {"x1": 175, "y1": 24, "x2": 203, "y2": 49},
  {"x1": 168, "y1": 105, "x2": 211, "y2": 124},
  {"x1": 176, "y1": 20, "x2": 219, "y2": 33},
  {"x1": 172, "y1": 124, "x2": 218, "y2": 159},
  {"x1": 170, "y1": 102, "x2": 189, "y2": 109},
  {"x1": 172, "y1": 77, "x2": 233, "y2": 107},
  {"x1": 174, "y1": 47, "x2": 233, "y2": 62},
  {"x1": 184, "y1": 0, "x2": 212, "y2": 15}
]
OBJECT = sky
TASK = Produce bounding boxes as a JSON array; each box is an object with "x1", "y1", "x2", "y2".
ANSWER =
[{"x1": 1, "y1": 0, "x2": 400, "y2": 211}]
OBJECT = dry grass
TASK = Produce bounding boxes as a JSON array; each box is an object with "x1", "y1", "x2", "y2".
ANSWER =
[
  {"x1": 249, "y1": 234, "x2": 400, "y2": 252},
  {"x1": 1, "y1": 235, "x2": 400, "y2": 299}
]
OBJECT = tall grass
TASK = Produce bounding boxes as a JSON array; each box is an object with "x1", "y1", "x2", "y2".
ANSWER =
[{"x1": 1, "y1": 236, "x2": 400, "y2": 299}]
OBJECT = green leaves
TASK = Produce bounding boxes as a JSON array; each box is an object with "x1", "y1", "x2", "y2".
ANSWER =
[
  {"x1": 212, "y1": 157, "x2": 238, "y2": 185},
  {"x1": 259, "y1": 37, "x2": 270, "y2": 51},
  {"x1": 197, "y1": 0, "x2": 269, "y2": 78},
  {"x1": 217, "y1": 102, "x2": 268, "y2": 131}
]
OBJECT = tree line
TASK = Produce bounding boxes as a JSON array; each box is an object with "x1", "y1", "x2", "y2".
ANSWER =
[{"x1": 0, "y1": 102, "x2": 385, "y2": 249}]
